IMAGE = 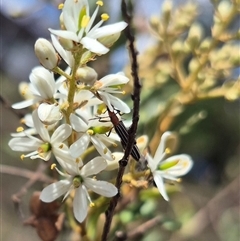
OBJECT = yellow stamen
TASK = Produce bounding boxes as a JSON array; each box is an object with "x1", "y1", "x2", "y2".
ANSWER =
[
  {"x1": 87, "y1": 129, "x2": 94, "y2": 135},
  {"x1": 21, "y1": 86, "x2": 28, "y2": 96},
  {"x1": 101, "y1": 13, "x2": 109, "y2": 21},
  {"x1": 16, "y1": 126, "x2": 24, "y2": 132},
  {"x1": 81, "y1": 15, "x2": 90, "y2": 28},
  {"x1": 165, "y1": 147, "x2": 171, "y2": 154},
  {"x1": 113, "y1": 143, "x2": 117, "y2": 147},
  {"x1": 103, "y1": 147, "x2": 108, "y2": 154},
  {"x1": 89, "y1": 202, "x2": 95, "y2": 207},
  {"x1": 58, "y1": 3, "x2": 64, "y2": 10},
  {"x1": 58, "y1": 144, "x2": 64, "y2": 149},
  {"x1": 176, "y1": 178, "x2": 182, "y2": 183},
  {"x1": 51, "y1": 164, "x2": 56, "y2": 170},
  {"x1": 20, "y1": 154, "x2": 25, "y2": 160},
  {"x1": 122, "y1": 90, "x2": 126, "y2": 95},
  {"x1": 96, "y1": 1, "x2": 103, "y2": 6}
]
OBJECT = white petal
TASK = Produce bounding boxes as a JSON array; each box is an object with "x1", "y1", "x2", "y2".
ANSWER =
[
  {"x1": 88, "y1": 22, "x2": 128, "y2": 39},
  {"x1": 30, "y1": 67, "x2": 56, "y2": 99},
  {"x1": 53, "y1": 147, "x2": 80, "y2": 175},
  {"x1": 146, "y1": 153, "x2": 156, "y2": 171},
  {"x1": 51, "y1": 34, "x2": 74, "y2": 68},
  {"x1": 12, "y1": 99, "x2": 37, "y2": 109},
  {"x1": 80, "y1": 157, "x2": 107, "y2": 177},
  {"x1": 51, "y1": 124, "x2": 72, "y2": 144},
  {"x1": 91, "y1": 136, "x2": 113, "y2": 161},
  {"x1": 32, "y1": 110, "x2": 50, "y2": 142},
  {"x1": 40, "y1": 179, "x2": 71, "y2": 202},
  {"x1": 100, "y1": 92, "x2": 130, "y2": 113},
  {"x1": 84, "y1": 178, "x2": 118, "y2": 197},
  {"x1": 153, "y1": 172, "x2": 169, "y2": 201},
  {"x1": 70, "y1": 113, "x2": 88, "y2": 132},
  {"x1": 49, "y1": 29, "x2": 79, "y2": 42},
  {"x1": 80, "y1": 37, "x2": 109, "y2": 54},
  {"x1": 8, "y1": 137, "x2": 42, "y2": 152},
  {"x1": 62, "y1": 0, "x2": 88, "y2": 33},
  {"x1": 154, "y1": 132, "x2": 173, "y2": 166},
  {"x1": 73, "y1": 90, "x2": 94, "y2": 105},
  {"x1": 73, "y1": 186, "x2": 88, "y2": 223},
  {"x1": 162, "y1": 154, "x2": 193, "y2": 176},
  {"x1": 99, "y1": 73, "x2": 129, "y2": 87},
  {"x1": 70, "y1": 134, "x2": 90, "y2": 158}
]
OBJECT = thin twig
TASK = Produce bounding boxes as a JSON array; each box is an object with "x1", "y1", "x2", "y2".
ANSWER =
[
  {"x1": 1, "y1": 164, "x2": 53, "y2": 183},
  {"x1": 10, "y1": 162, "x2": 50, "y2": 220},
  {"x1": 101, "y1": 1, "x2": 141, "y2": 240},
  {"x1": 114, "y1": 216, "x2": 163, "y2": 241}
]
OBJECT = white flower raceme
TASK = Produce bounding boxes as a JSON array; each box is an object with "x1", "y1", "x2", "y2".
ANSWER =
[
  {"x1": 8, "y1": 110, "x2": 72, "y2": 161},
  {"x1": 69, "y1": 113, "x2": 114, "y2": 161},
  {"x1": 146, "y1": 132, "x2": 193, "y2": 201},
  {"x1": 93, "y1": 72, "x2": 130, "y2": 113},
  {"x1": 49, "y1": 0, "x2": 127, "y2": 54},
  {"x1": 40, "y1": 156, "x2": 118, "y2": 223},
  {"x1": 12, "y1": 66, "x2": 63, "y2": 109}
]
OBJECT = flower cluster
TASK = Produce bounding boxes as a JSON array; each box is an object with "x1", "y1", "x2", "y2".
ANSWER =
[{"x1": 9, "y1": 0, "x2": 193, "y2": 226}]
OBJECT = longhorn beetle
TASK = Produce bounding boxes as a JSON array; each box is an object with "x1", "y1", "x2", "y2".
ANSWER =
[{"x1": 107, "y1": 107, "x2": 144, "y2": 164}]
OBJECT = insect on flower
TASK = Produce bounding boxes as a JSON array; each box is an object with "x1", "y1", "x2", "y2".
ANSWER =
[{"x1": 107, "y1": 107, "x2": 145, "y2": 165}]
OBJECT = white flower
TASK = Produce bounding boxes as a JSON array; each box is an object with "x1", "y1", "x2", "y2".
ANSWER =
[
  {"x1": 49, "y1": 0, "x2": 127, "y2": 54},
  {"x1": 146, "y1": 132, "x2": 193, "y2": 201},
  {"x1": 93, "y1": 72, "x2": 130, "y2": 113},
  {"x1": 69, "y1": 113, "x2": 114, "y2": 161},
  {"x1": 40, "y1": 156, "x2": 118, "y2": 223},
  {"x1": 8, "y1": 110, "x2": 72, "y2": 161},
  {"x1": 12, "y1": 66, "x2": 61, "y2": 109}
]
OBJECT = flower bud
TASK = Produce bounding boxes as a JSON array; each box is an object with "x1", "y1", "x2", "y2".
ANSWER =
[
  {"x1": 218, "y1": 1, "x2": 233, "y2": 20},
  {"x1": 76, "y1": 66, "x2": 98, "y2": 85},
  {"x1": 80, "y1": 51, "x2": 93, "y2": 65},
  {"x1": 188, "y1": 58, "x2": 200, "y2": 72},
  {"x1": 171, "y1": 39, "x2": 185, "y2": 55},
  {"x1": 199, "y1": 38, "x2": 212, "y2": 52},
  {"x1": 34, "y1": 38, "x2": 58, "y2": 70},
  {"x1": 98, "y1": 32, "x2": 121, "y2": 48},
  {"x1": 58, "y1": 37, "x2": 75, "y2": 51},
  {"x1": 162, "y1": 0, "x2": 172, "y2": 24},
  {"x1": 186, "y1": 23, "x2": 203, "y2": 49},
  {"x1": 38, "y1": 103, "x2": 63, "y2": 125}
]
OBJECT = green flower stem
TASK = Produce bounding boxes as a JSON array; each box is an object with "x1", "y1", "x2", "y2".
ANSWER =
[
  {"x1": 66, "y1": 52, "x2": 82, "y2": 145},
  {"x1": 53, "y1": 66, "x2": 71, "y2": 79}
]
